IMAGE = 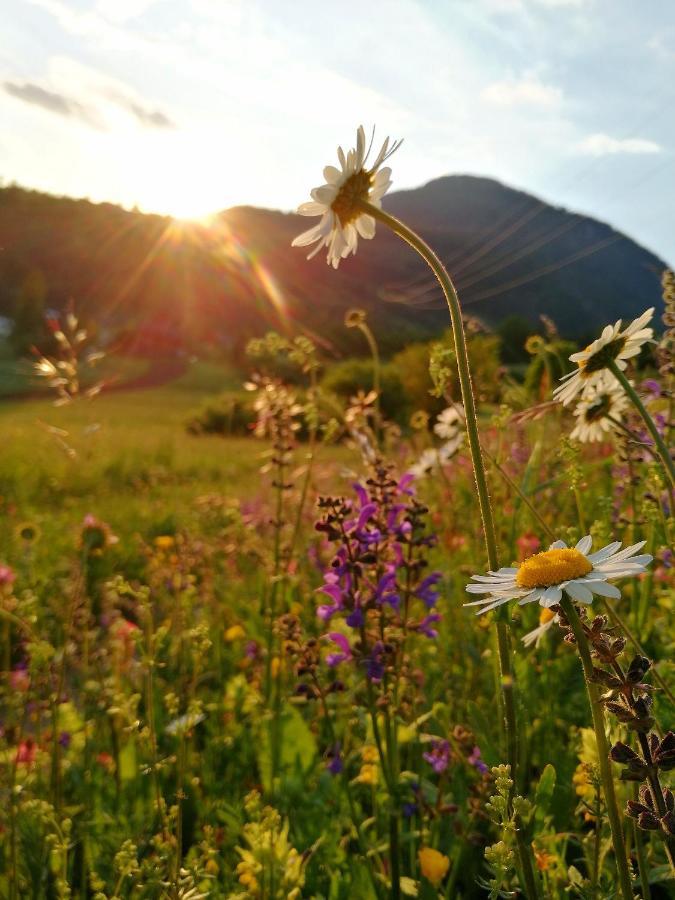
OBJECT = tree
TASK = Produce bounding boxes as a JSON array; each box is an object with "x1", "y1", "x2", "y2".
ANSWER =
[{"x1": 9, "y1": 269, "x2": 47, "y2": 356}]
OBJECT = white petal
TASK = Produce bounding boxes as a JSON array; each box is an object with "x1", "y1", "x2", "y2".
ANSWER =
[
  {"x1": 575, "y1": 535, "x2": 593, "y2": 555},
  {"x1": 541, "y1": 585, "x2": 562, "y2": 607},
  {"x1": 323, "y1": 165, "x2": 341, "y2": 184},
  {"x1": 298, "y1": 201, "x2": 327, "y2": 216},
  {"x1": 587, "y1": 542, "x2": 622, "y2": 563},
  {"x1": 355, "y1": 215, "x2": 376, "y2": 239},
  {"x1": 585, "y1": 581, "x2": 621, "y2": 599},
  {"x1": 292, "y1": 222, "x2": 326, "y2": 247},
  {"x1": 311, "y1": 184, "x2": 337, "y2": 205},
  {"x1": 549, "y1": 540, "x2": 568, "y2": 550},
  {"x1": 565, "y1": 581, "x2": 594, "y2": 604},
  {"x1": 517, "y1": 589, "x2": 541, "y2": 606}
]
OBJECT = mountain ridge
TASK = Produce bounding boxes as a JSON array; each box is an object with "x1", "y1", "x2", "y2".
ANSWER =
[{"x1": 0, "y1": 176, "x2": 666, "y2": 356}]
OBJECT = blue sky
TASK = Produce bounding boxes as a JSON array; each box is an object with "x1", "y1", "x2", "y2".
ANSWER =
[{"x1": 2, "y1": 0, "x2": 674, "y2": 264}]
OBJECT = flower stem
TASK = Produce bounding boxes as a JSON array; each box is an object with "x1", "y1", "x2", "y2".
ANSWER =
[
  {"x1": 607, "y1": 359, "x2": 675, "y2": 489},
  {"x1": 361, "y1": 200, "x2": 540, "y2": 900},
  {"x1": 560, "y1": 596, "x2": 634, "y2": 899}
]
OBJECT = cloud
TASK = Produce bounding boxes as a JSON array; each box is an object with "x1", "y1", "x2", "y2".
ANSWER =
[
  {"x1": 481, "y1": 76, "x2": 562, "y2": 107},
  {"x1": 3, "y1": 81, "x2": 104, "y2": 128},
  {"x1": 577, "y1": 133, "x2": 662, "y2": 156},
  {"x1": 104, "y1": 90, "x2": 176, "y2": 128}
]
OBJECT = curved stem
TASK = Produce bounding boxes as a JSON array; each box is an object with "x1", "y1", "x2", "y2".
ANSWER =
[
  {"x1": 560, "y1": 597, "x2": 634, "y2": 899},
  {"x1": 360, "y1": 200, "x2": 541, "y2": 900},
  {"x1": 607, "y1": 359, "x2": 675, "y2": 489}
]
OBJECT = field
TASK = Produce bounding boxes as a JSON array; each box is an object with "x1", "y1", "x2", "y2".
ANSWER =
[{"x1": 0, "y1": 312, "x2": 673, "y2": 900}]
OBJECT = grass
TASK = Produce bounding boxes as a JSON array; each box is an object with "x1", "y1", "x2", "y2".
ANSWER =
[{"x1": 0, "y1": 360, "x2": 354, "y2": 564}]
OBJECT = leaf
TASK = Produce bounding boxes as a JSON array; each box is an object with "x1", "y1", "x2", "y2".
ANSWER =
[
  {"x1": 534, "y1": 763, "x2": 556, "y2": 825},
  {"x1": 119, "y1": 739, "x2": 137, "y2": 783},
  {"x1": 256, "y1": 707, "x2": 317, "y2": 791}
]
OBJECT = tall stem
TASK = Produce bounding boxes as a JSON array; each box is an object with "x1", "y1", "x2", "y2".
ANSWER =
[
  {"x1": 360, "y1": 200, "x2": 540, "y2": 899},
  {"x1": 560, "y1": 597, "x2": 634, "y2": 899},
  {"x1": 607, "y1": 359, "x2": 675, "y2": 489}
]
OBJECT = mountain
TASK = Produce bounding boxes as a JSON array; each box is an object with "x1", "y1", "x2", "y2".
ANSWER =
[{"x1": 0, "y1": 176, "x2": 667, "y2": 357}]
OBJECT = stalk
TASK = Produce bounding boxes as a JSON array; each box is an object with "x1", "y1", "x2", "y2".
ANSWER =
[
  {"x1": 607, "y1": 360, "x2": 675, "y2": 489},
  {"x1": 560, "y1": 597, "x2": 634, "y2": 899},
  {"x1": 360, "y1": 200, "x2": 541, "y2": 898}
]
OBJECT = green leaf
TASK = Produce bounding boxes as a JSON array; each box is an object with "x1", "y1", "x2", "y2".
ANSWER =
[
  {"x1": 256, "y1": 707, "x2": 317, "y2": 791},
  {"x1": 534, "y1": 763, "x2": 556, "y2": 825}
]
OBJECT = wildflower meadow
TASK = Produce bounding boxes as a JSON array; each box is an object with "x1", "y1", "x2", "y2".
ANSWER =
[{"x1": 0, "y1": 127, "x2": 673, "y2": 900}]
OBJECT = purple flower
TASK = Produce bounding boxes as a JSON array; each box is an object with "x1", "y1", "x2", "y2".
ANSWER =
[
  {"x1": 415, "y1": 572, "x2": 442, "y2": 608},
  {"x1": 398, "y1": 473, "x2": 415, "y2": 495},
  {"x1": 416, "y1": 613, "x2": 441, "y2": 639},
  {"x1": 346, "y1": 604, "x2": 364, "y2": 628},
  {"x1": 402, "y1": 802, "x2": 418, "y2": 818},
  {"x1": 353, "y1": 482, "x2": 370, "y2": 508},
  {"x1": 325, "y1": 633, "x2": 353, "y2": 667},
  {"x1": 365, "y1": 642, "x2": 385, "y2": 682},
  {"x1": 326, "y1": 743, "x2": 343, "y2": 775},
  {"x1": 374, "y1": 571, "x2": 400, "y2": 610},
  {"x1": 641, "y1": 379, "x2": 662, "y2": 397},
  {"x1": 468, "y1": 745, "x2": 488, "y2": 774},
  {"x1": 423, "y1": 739, "x2": 451, "y2": 774},
  {"x1": 58, "y1": 732, "x2": 71, "y2": 749},
  {"x1": 317, "y1": 573, "x2": 344, "y2": 621}
]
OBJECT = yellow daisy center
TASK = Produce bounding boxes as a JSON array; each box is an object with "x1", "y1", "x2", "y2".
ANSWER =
[
  {"x1": 516, "y1": 548, "x2": 592, "y2": 589},
  {"x1": 331, "y1": 169, "x2": 374, "y2": 226}
]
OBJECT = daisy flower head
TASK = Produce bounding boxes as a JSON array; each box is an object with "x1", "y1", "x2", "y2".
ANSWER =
[
  {"x1": 570, "y1": 375, "x2": 629, "y2": 443},
  {"x1": 522, "y1": 608, "x2": 558, "y2": 648},
  {"x1": 553, "y1": 309, "x2": 654, "y2": 406},
  {"x1": 292, "y1": 125, "x2": 402, "y2": 268},
  {"x1": 465, "y1": 535, "x2": 651, "y2": 615}
]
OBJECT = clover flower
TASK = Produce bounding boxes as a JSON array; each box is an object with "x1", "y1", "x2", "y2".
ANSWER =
[
  {"x1": 465, "y1": 535, "x2": 651, "y2": 615},
  {"x1": 292, "y1": 125, "x2": 402, "y2": 268},
  {"x1": 570, "y1": 375, "x2": 629, "y2": 443},
  {"x1": 553, "y1": 309, "x2": 653, "y2": 406}
]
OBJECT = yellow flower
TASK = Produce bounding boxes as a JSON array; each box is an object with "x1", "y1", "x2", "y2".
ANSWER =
[
  {"x1": 361, "y1": 745, "x2": 379, "y2": 763},
  {"x1": 154, "y1": 535, "x2": 175, "y2": 550},
  {"x1": 225, "y1": 624, "x2": 246, "y2": 642},
  {"x1": 356, "y1": 763, "x2": 378, "y2": 785},
  {"x1": 418, "y1": 847, "x2": 450, "y2": 886}
]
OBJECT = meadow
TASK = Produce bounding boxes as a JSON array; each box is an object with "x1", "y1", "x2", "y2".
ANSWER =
[{"x1": 0, "y1": 297, "x2": 673, "y2": 900}]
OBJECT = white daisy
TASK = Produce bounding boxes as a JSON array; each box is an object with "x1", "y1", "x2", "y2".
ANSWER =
[
  {"x1": 553, "y1": 309, "x2": 654, "y2": 406},
  {"x1": 409, "y1": 434, "x2": 464, "y2": 478},
  {"x1": 570, "y1": 376, "x2": 629, "y2": 443},
  {"x1": 465, "y1": 535, "x2": 651, "y2": 615},
  {"x1": 292, "y1": 125, "x2": 402, "y2": 269},
  {"x1": 522, "y1": 608, "x2": 558, "y2": 648},
  {"x1": 433, "y1": 405, "x2": 465, "y2": 440}
]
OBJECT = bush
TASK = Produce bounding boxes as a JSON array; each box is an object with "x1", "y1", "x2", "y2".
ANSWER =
[
  {"x1": 186, "y1": 391, "x2": 255, "y2": 436},
  {"x1": 320, "y1": 358, "x2": 406, "y2": 423}
]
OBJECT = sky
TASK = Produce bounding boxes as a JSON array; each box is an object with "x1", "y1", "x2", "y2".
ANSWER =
[{"x1": 2, "y1": 0, "x2": 674, "y2": 264}]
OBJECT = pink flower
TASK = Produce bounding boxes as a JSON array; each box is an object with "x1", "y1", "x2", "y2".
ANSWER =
[
  {"x1": 516, "y1": 532, "x2": 541, "y2": 562},
  {"x1": 0, "y1": 565, "x2": 16, "y2": 587}
]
